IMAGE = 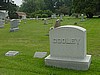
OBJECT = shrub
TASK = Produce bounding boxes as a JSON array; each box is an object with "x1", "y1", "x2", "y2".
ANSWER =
[
  {"x1": 35, "y1": 14, "x2": 42, "y2": 18},
  {"x1": 41, "y1": 14, "x2": 48, "y2": 18},
  {"x1": 31, "y1": 10, "x2": 53, "y2": 18},
  {"x1": 44, "y1": 10, "x2": 53, "y2": 17}
]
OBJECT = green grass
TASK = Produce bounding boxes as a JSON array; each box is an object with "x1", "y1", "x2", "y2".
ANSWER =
[{"x1": 0, "y1": 17, "x2": 100, "y2": 75}]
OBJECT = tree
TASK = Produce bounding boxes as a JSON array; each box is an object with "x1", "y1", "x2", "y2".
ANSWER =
[
  {"x1": 73, "y1": 0, "x2": 100, "y2": 18},
  {"x1": 0, "y1": 0, "x2": 18, "y2": 19},
  {"x1": 8, "y1": 3, "x2": 18, "y2": 19},
  {"x1": 20, "y1": 0, "x2": 45, "y2": 13}
]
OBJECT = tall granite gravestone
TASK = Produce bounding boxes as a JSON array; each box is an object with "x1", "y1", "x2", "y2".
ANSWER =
[
  {"x1": 45, "y1": 25, "x2": 91, "y2": 70},
  {"x1": 10, "y1": 19, "x2": 19, "y2": 32}
]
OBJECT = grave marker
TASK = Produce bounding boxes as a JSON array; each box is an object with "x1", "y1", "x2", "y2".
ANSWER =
[
  {"x1": 10, "y1": 19, "x2": 19, "y2": 32},
  {"x1": 45, "y1": 25, "x2": 91, "y2": 70},
  {"x1": 5, "y1": 51, "x2": 19, "y2": 56},
  {"x1": 54, "y1": 19, "x2": 60, "y2": 28},
  {"x1": 44, "y1": 18, "x2": 48, "y2": 25},
  {"x1": 81, "y1": 14, "x2": 84, "y2": 21},
  {"x1": 60, "y1": 15, "x2": 63, "y2": 21},
  {"x1": 34, "y1": 52, "x2": 47, "y2": 58}
]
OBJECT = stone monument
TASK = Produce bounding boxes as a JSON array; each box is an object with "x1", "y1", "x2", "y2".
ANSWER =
[
  {"x1": 36, "y1": 16, "x2": 39, "y2": 20},
  {"x1": 44, "y1": 18, "x2": 48, "y2": 25},
  {"x1": 81, "y1": 14, "x2": 84, "y2": 21},
  {"x1": 45, "y1": 25, "x2": 91, "y2": 70},
  {"x1": 60, "y1": 15, "x2": 63, "y2": 21},
  {"x1": 54, "y1": 19, "x2": 60, "y2": 28},
  {"x1": 10, "y1": 19, "x2": 19, "y2": 32}
]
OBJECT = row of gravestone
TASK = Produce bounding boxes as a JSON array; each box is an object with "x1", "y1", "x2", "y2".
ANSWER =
[{"x1": 0, "y1": 19, "x2": 20, "y2": 32}]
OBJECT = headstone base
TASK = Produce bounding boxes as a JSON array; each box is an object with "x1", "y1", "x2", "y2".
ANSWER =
[
  {"x1": 45, "y1": 55, "x2": 91, "y2": 70},
  {"x1": 10, "y1": 27, "x2": 19, "y2": 32}
]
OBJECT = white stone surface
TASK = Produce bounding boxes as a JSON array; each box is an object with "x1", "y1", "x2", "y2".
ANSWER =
[
  {"x1": 34, "y1": 52, "x2": 47, "y2": 58},
  {"x1": 45, "y1": 25, "x2": 91, "y2": 70},
  {"x1": 5, "y1": 51, "x2": 19, "y2": 56},
  {"x1": 0, "y1": 10, "x2": 8, "y2": 20},
  {"x1": 45, "y1": 55, "x2": 91, "y2": 70},
  {"x1": 50, "y1": 25, "x2": 86, "y2": 59}
]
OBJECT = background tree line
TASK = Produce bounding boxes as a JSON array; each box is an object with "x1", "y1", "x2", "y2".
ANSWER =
[
  {"x1": 19, "y1": 0, "x2": 100, "y2": 18},
  {"x1": 0, "y1": 0, "x2": 100, "y2": 18}
]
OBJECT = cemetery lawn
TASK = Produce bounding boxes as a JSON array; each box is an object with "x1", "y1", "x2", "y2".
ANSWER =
[{"x1": 0, "y1": 17, "x2": 100, "y2": 75}]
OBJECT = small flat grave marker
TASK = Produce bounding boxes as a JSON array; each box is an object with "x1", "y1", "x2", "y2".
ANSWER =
[
  {"x1": 5, "y1": 51, "x2": 19, "y2": 56},
  {"x1": 34, "y1": 52, "x2": 47, "y2": 58}
]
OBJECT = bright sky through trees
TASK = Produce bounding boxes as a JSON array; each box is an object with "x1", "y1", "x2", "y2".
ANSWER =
[{"x1": 12, "y1": 0, "x2": 22, "y2": 6}]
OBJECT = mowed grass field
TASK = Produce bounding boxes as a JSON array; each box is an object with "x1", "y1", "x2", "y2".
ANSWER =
[{"x1": 0, "y1": 17, "x2": 100, "y2": 75}]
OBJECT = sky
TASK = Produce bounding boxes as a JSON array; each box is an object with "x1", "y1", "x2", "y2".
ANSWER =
[{"x1": 12, "y1": 0, "x2": 22, "y2": 6}]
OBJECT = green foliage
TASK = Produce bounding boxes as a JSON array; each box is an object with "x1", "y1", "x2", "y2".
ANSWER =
[
  {"x1": 41, "y1": 14, "x2": 48, "y2": 18},
  {"x1": 35, "y1": 14, "x2": 42, "y2": 18},
  {"x1": 19, "y1": 0, "x2": 100, "y2": 18},
  {"x1": 43, "y1": 10, "x2": 53, "y2": 17},
  {"x1": 30, "y1": 10, "x2": 52, "y2": 18},
  {"x1": 8, "y1": 12, "x2": 18, "y2": 19},
  {"x1": 19, "y1": 0, "x2": 45, "y2": 13},
  {"x1": 73, "y1": 0, "x2": 100, "y2": 18},
  {"x1": 19, "y1": 0, "x2": 72, "y2": 15},
  {"x1": 8, "y1": 4, "x2": 18, "y2": 19},
  {"x1": 56, "y1": 4, "x2": 70, "y2": 15}
]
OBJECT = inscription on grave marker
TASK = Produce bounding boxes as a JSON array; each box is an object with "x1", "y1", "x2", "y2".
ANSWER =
[{"x1": 53, "y1": 38, "x2": 80, "y2": 45}]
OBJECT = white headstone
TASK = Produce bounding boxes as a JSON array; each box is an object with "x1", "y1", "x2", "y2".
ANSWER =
[
  {"x1": 45, "y1": 25, "x2": 91, "y2": 70},
  {"x1": 10, "y1": 19, "x2": 19, "y2": 32},
  {"x1": 0, "y1": 10, "x2": 8, "y2": 20}
]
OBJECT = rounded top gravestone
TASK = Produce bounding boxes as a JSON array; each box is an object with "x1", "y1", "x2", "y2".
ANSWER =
[
  {"x1": 45, "y1": 25, "x2": 91, "y2": 70},
  {"x1": 49, "y1": 25, "x2": 86, "y2": 59}
]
